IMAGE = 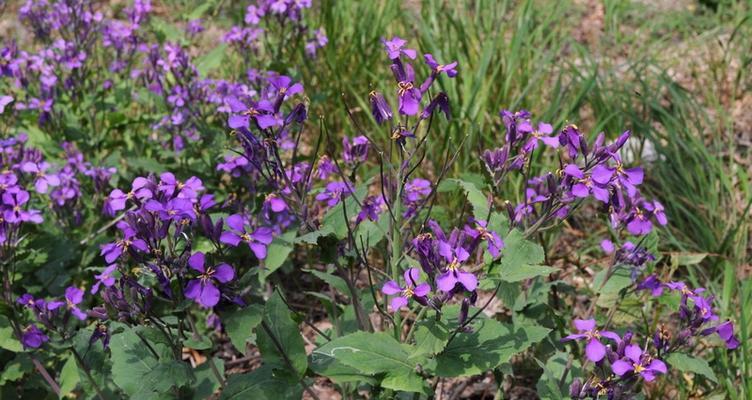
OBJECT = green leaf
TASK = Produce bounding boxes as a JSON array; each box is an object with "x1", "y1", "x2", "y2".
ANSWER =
[
  {"x1": 313, "y1": 331, "x2": 414, "y2": 373},
  {"x1": 593, "y1": 267, "x2": 633, "y2": 307},
  {"x1": 0, "y1": 315, "x2": 22, "y2": 352},
  {"x1": 434, "y1": 319, "x2": 550, "y2": 377},
  {"x1": 666, "y1": 352, "x2": 718, "y2": 383},
  {"x1": 58, "y1": 356, "x2": 80, "y2": 399},
  {"x1": 295, "y1": 226, "x2": 334, "y2": 244},
  {"x1": 220, "y1": 365, "x2": 302, "y2": 400},
  {"x1": 261, "y1": 231, "x2": 297, "y2": 279},
  {"x1": 257, "y1": 292, "x2": 308, "y2": 378},
  {"x1": 192, "y1": 359, "x2": 224, "y2": 400},
  {"x1": 0, "y1": 354, "x2": 32, "y2": 385},
  {"x1": 303, "y1": 268, "x2": 350, "y2": 295},
  {"x1": 310, "y1": 350, "x2": 376, "y2": 384},
  {"x1": 312, "y1": 331, "x2": 424, "y2": 393},
  {"x1": 354, "y1": 217, "x2": 388, "y2": 248},
  {"x1": 444, "y1": 178, "x2": 490, "y2": 220},
  {"x1": 410, "y1": 319, "x2": 450, "y2": 358},
  {"x1": 500, "y1": 264, "x2": 556, "y2": 282},
  {"x1": 222, "y1": 305, "x2": 264, "y2": 354},
  {"x1": 110, "y1": 325, "x2": 193, "y2": 397},
  {"x1": 321, "y1": 184, "x2": 368, "y2": 239},
  {"x1": 536, "y1": 352, "x2": 580, "y2": 400},
  {"x1": 196, "y1": 44, "x2": 228, "y2": 77}
]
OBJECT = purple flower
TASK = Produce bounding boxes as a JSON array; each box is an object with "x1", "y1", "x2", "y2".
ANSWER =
[
  {"x1": 184, "y1": 252, "x2": 235, "y2": 308},
  {"x1": 227, "y1": 97, "x2": 279, "y2": 130},
  {"x1": 421, "y1": 92, "x2": 450, "y2": 120},
  {"x1": 264, "y1": 194, "x2": 288, "y2": 213},
  {"x1": 342, "y1": 135, "x2": 369, "y2": 164},
  {"x1": 105, "y1": 177, "x2": 153, "y2": 214},
  {"x1": 391, "y1": 62, "x2": 422, "y2": 116},
  {"x1": 21, "y1": 325, "x2": 48, "y2": 349},
  {"x1": 145, "y1": 198, "x2": 197, "y2": 222},
  {"x1": 2, "y1": 190, "x2": 43, "y2": 224},
  {"x1": 48, "y1": 286, "x2": 87, "y2": 321},
  {"x1": 21, "y1": 161, "x2": 60, "y2": 193},
  {"x1": 520, "y1": 122, "x2": 559, "y2": 152},
  {"x1": 611, "y1": 344, "x2": 667, "y2": 381},
  {"x1": 100, "y1": 222, "x2": 149, "y2": 263},
  {"x1": 561, "y1": 319, "x2": 620, "y2": 362},
  {"x1": 0, "y1": 95, "x2": 13, "y2": 113},
  {"x1": 423, "y1": 54, "x2": 458, "y2": 77},
  {"x1": 220, "y1": 214, "x2": 273, "y2": 259},
  {"x1": 369, "y1": 91, "x2": 392, "y2": 124},
  {"x1": 91, "y1": 264, "x2": 118, "y2": 294},
  {"x1": 436, "y1": 242, "x2": 477, "y2": 292},
  {"x1": 636, "y1": 274, "x2": 664, "y2": 297},
  {"x1": 268, "y1": 75, "x2": 303, "y2": 98},
  {"x1": 383, "y1": 36, "x2": 417, "y2": 60},
  {"x1": 563, "y1": 164, "x2": 610, "y2": 202},
  {"x1": 158, "y1": 172, "x2": 204, "y2": 199},
  {"x1": 381, "y1": 268, "x2": 431, "y2": 311},
  {"x1": 356, "y1": 195, "x2": 383, "y2": 224},
  {"x1": 703, "y1": 320, "x2": 740, "y2": 349},
  {"x1": 315, "y1": 181, "x2": 351, "y2": 207},
  {"x1": 464, "y1": 220, "x2": 504, "y2": 258},
  {"x1": 592, "y1": 159, "x2": 644, "y2": 197},
  {"x1": 600, "y1": 239, "x2": 615, "y2": 254}
]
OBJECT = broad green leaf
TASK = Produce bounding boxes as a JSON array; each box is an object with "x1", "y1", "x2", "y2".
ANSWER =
[
  {"x1": 434, "y1": 319, "x2": 550, "y2": 377},
  {"x1": 536, "y1": 352, "x2": 580, "y2": 400},
  {"x1": 666, "y1": 352, "x2": 718, "y2": 383},
  {"x1": 593, "y1": 267, "x2": 632, "y2": 307},
  {"x1": 220, "y1": 365, "x2": 301, "y2": 400},
  {"x1": 321, "y1": 184, "x2": 368, "y2": 239},
  {"x1": 192, "y1": 359, "x2": 225, "y2": 400},
  {"x1": 196, "y1": 44, "x2": 228, "y2": 77},
  {"x1": 381, "y1": 370, "x2": 428, "y2": 394},
  {"x1": 303, "y1": 267, "x2": 350, "y2": 295},
  {"x1": 312, "y1": 331, "x2": 425, "y2": 393},
  {"x1": 443, "y1": 178, "x2": 490, "y2": 220},
  {"x1": 354, "y1": 216, "x2": 388, "y2": 248},
  {"x1": 257, "y1": 292, "x2": 308, "y2": 379},
  {"x1": 500, "y1": 264, "x2": 556, "y2": 282},
  {"x1": 58, "y1": 355, "x2": 80, "y2": 399},
  {"x1": 410, "y1": 319, "x2": 450, "y2": 358},
  {"x1": 310, "y1": 350, "x2": 376, "y2": 384},
  {"x1": 294, "y1": 226, "x2": 334, "y2": 244},
  {"x1": 110, "y1": 325, "x2": 193, "y2": 397},
  {"x1": 261, "y1": 231, "x2": 297, "y2": 278},
  {"x1": 0, "y1": 354, "x2": 32, "y2": 385},
  {"x1": 0, "y1": 315, "x2": 22, "y2": 352},
  {"x1": 670, "y1": 252, "x2": 708, "y2": 267},
  {"x1": 222, "y1": 304, "x2": 264, "y2": 354}
]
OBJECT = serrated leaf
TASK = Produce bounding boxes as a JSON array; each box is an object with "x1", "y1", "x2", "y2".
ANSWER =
[
  {"x1": 0, "y1": 315, "x2": 22, "y2": 352},
  {"x1": 257, "y1": 292, "x2": 307, "y2": 379},
  {"x1": 444, "y1": 178, "x2": 490, "y2": 220},
  {"x1": 666, "y1": 352, "x2": 717, "y2": 383},
  {"x1": 58, "y1": 355, "x2": 80, "y2": 399},
  {"x1": 410, "y1": 319, "x2": 450, "y2": 358},
  {"x1": 222, "y1": 304, "x2": 264, "y2": 354},
  {"x1": 434, "y1": 319, "x2": 550, "y2": 377},
  {"x1": 220, "y1": 365, "x2": 301, "y2": 400},
  {"x1": 593, "y1": 267, "x2": 633, "y2": 307},
  {"x1": 261, "y1": 231, "x2": 296, "y2": 278},
  {"x1": 500, "y1": 264, "x2": 556, "y2": 282}
]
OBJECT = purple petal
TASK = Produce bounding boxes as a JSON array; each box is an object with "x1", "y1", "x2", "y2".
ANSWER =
[
  {"x1": 382, "y1": 280, "x2": 402, "y2": 295},
  {"x1": 585, "y1": 339, "x2": 606, "y2": 362},
  {"x1": 198, "y1": 283, "x2": 220, "y2": 308},
  {"x1": 624, "y1": 344, "x2": 642, "y2": 363},
  {"x1": 219, "y1": 231, "x2": 242, "y2": 246},
  {"x1": 188, "y1": 252, "x2": 206, "y2": 272},
  {"x1": 611, "y1": 360, "x2": 633, "y2": 376},
  {"x1": 228, "y1": 114, "x2": 249, "y2": 129},
  {"x1": 561, "y1": 333, "x2": 587, "y2": 342},
  {"x1": 648, "y1": 359, "x2": 667, "y2": 374},
  {"x1": 591, "y1": 165, "x2": 613, "y2": 185},
  {"x1": 573, "y1": 319, "x2": 596, "y2": 332},
  {"x1": 404, "y1": 268, "x2": 421, "y2": 286},
  {"x1": 436, "y1": 271, "x2": 457, "y2": 292},
  {"x1": 390, "y1": 296, "x2": 408, "y2": 311},
  {"x1": 225, "y1": 214, "x2": 246, "y2": 232},
  {"x1": 456, "y1": 271, "x2": 478, "y2": 292},
  {"x1": 184, "y1": 280, "x2": 201, "y2": 300},
  {"x1": 249, "y1": 242, "x2": 267, "y2": 259},
  {"x1": 213, "y1": 263, "x2": 235, "y2": 283},
  {"x1": 413, "y1": 283, "x2": 431, "y2": 297}
]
